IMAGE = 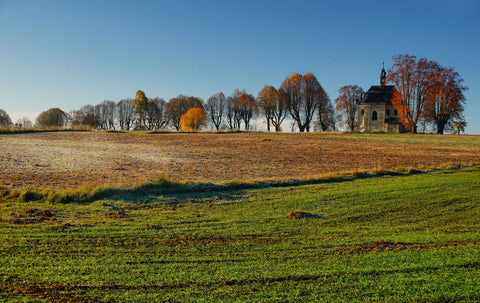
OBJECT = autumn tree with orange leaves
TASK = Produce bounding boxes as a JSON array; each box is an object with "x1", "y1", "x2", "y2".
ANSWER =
[
  {"x1": 335, "y1": 85, "x2": 364, "y2": 131},
  {"x1": 256, "y1": 85, "x2": 287, "y2": 132},
  {"x1": 180, "y1": 107, "x2": 207, "y2": 131},
  {"x1": 280, "y1": 73, "x2": 332, "y2": 132},
  {"x1": 387, "y1": 55, "x2": 437, "y2": 133},
  {"x1": 166, "y1": 95, "x2": 204, "y2": 131},
  {"x1": 388, "y1": 54, "x2": 467, "y2": 134},
  {"x1": 424, "y1": 65, "x2": 466, "y2": 134}
]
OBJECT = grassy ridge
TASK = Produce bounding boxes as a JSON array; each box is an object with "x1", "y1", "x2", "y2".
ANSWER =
[{"x1": 1, "y1": 167, "x2": 479, "y2": 302}]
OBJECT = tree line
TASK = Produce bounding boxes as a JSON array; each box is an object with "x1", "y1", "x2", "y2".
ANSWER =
[
  {"x1": 0, "y1": 54, "x2": 467, "y2": 134},
  {"x1": 1, "y1": 72, "x2": 336, "y2": 133}
]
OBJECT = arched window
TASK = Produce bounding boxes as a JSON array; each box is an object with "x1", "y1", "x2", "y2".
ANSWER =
[
  {"x1": 372, "y1": 111, "x2": 378, "y2": 121},
  {"x1": 394, "y1": 110, "x2": 398, "y2": 116},
  {"x1": 386, "y1": 109, "x2": 390, "y2": 116},
  {"x1": 360, "y1": 109, "x2": 365, "y2": 116}
]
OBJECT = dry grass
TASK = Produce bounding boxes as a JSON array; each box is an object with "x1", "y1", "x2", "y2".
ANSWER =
[{"x1": 1, "y1": 131, "x2": 479, "y2": 190}]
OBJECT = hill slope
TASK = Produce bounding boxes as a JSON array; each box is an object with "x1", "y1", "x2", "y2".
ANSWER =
[{"x1": 1, "y1": 167, "x2": 479, "y2": 302}]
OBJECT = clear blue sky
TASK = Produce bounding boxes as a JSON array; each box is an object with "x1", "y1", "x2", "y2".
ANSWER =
[{"x1": 1, "y1": 0, "x2": 479, "y2": 133}]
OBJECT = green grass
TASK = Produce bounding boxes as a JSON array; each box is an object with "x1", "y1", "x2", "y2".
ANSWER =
[{"x1": 1, "y1": 167, "x2": 479, "y2": 302}]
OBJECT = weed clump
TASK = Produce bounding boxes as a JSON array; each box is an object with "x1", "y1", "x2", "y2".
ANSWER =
[
  {"x1": 286, "y1": 210, "x2": 322, "y2": 219},
  {"x1": 18, "y1": 188, "x2": 44, "y2": 202}
]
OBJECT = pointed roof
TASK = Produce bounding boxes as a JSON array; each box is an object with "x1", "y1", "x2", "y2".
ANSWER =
[
  {"x1": 380, "y1": 61, "x2": 387, "y2": 88},
  {"x1": 358, "y1": 85, "x2": 396, "y2": 104}
]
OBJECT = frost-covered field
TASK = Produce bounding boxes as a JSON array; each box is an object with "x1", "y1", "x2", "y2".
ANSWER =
[{"x1": 1, "y1": 131, "x2": 479, "y2": 189}]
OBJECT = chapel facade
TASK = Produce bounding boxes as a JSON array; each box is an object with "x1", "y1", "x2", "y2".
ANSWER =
[{"x1": 356, "y1": 66, "x2": 404, "y2": 133}]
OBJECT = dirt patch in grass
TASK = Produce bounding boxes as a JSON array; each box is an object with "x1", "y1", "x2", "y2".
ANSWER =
[
  {"x1": 11, "y1": 208, "x2": 56, "y2": 224},
  {"x1": 1, "y1": 131, "x2": 479, "y2": 189}
]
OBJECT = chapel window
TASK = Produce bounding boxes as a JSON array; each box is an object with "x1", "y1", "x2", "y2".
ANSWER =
[{"x1": 372, "y1": 111, "x2": 378, "y2": 121}]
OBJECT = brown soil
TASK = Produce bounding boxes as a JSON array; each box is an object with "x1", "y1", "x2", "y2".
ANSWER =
[
  {"x1": 1, "y1": 131, "x2": 479, "y2": 189},
  {"x1": 11, "y1": 208, "x2": 56, "y2": 224}
]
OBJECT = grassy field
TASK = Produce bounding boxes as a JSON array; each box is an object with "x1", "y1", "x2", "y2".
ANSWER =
[
  {"x1": 1, "y1": 165, "x2": 479, "y2": 302},
  {"x1": 1, "y1": 131, "x2": 479, "y2": 302}
]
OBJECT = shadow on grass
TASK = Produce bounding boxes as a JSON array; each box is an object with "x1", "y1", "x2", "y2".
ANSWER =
[{"x1": 1, "y1": 164, "x2": 477, "y2": 204}]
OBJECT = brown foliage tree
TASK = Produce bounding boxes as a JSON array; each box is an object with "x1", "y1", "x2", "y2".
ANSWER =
[
  {"x1": 424, "y1": 65, "x2": 467, "y2": 134},
  {"x1": 335, "y1": 85, "x2": 364, "y2": 131},
  {"x1": 180, "y1": 107, "x2": 207, "y2": 131},
  {"x1": 237, "y1": 90, "x2": 256, "y2": 130},
  {"x1": 257, "y1": 85, "x2": 287, "y2": 132},
  {"x1": 166, "y1": 95, "x2": 204, "y2": 131},
  {"x1": 387, "y1": 54, "x2": 437, "y2": 133},
  {"x1": 70, "y1": 105, "x2": 98, "y2": 129},
  {"x1": 280, "y1": 73, "x2": 332, "y2": 132},
  {"x1": 35, "y1": 108, "x2": 67, "y2": 128}
]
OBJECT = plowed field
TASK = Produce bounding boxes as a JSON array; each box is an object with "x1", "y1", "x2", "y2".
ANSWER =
[{"x1": 1, "y1": 131, "x2": 479, "y2": 189}]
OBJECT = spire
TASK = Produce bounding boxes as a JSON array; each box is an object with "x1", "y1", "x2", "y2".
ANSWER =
[{"x1": 380, "y1": 60, "x2": 387, "y2": 88}]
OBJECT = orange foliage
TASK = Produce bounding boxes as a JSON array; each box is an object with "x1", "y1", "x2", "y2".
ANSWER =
[{"x1": 180, "y1": 107, "x2": 207, "y2": 131}]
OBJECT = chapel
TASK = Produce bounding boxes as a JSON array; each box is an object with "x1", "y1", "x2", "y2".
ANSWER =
[{"x1": 356, "y1": 65, "x2": 404, "y2": 133}]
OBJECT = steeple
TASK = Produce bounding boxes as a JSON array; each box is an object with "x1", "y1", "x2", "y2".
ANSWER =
[{"x1": 380, "y1": 61, "x2": 386, "y2": 88}]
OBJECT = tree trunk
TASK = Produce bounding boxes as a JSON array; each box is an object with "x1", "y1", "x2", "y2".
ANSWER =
[{"x1": 436, "y1": 121, "x2": 446, "y2": 134}]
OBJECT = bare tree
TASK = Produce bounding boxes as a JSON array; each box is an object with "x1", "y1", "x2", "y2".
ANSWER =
[
  {"x1": 102, "y1": 100, "x2": 117, "y2": 130},
  {"x1": 15, "y1": 117, "x2": 33, "y2": 128},
  {"x1": 335, "y1": 85, "x2": 364, "y2": 131},
  {"x1": 117, "y1": 98, "x2": 134, "y2": 131},
  {"x1": 95, "y1": 103, "x2": 107, "y2": 129},
  {"x1": 318, "y1": 98, "x2": 336, "y2": 131},
  {"x1": 206, "y1": 92, "x2": 226, "y2": 131},
  {"x1": 146, "y1": 97, "x2": 168, "y2": 130},
  {"x1": 226, "y1": 94, "x2": 242, "y2": 130}
]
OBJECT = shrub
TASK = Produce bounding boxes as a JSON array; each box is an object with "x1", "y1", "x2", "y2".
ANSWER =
[{"x1": 180, "y1": 108, "x2": 207, "y2": 131}]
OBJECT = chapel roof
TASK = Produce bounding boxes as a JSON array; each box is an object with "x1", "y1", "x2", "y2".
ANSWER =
[{"x1": 358, "y1": 85, "x2": 396, "y2": 104}]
